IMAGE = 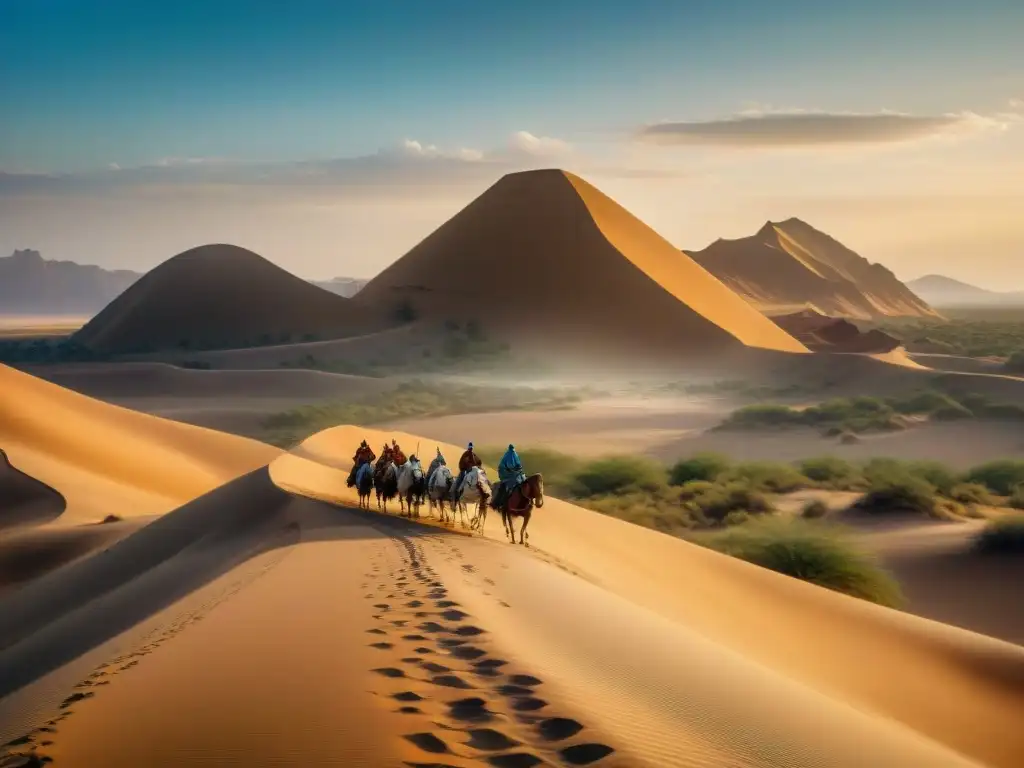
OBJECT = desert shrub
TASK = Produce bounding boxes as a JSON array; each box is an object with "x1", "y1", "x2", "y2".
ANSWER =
[
  {"x1": 571, "y1": 456, "x2": 666, "y2": 497},
  {"x1": 698, "y1": 520, "x2": 903, "y2": 607},
  {"x1": 839, "y1": 431, "x2": 861, "y2": 444},
  {"x1": 974, "y1": 515, "x2": 1024, "y2": 554},
  {"x1": 854, "y1": 473, "x2": 938, "y2": 517},
  {"x1": 949, "y1": 483, "x2": 997, "y2": 506},
  {"x1": 1008, "y1": 487, "x2": 1024, "y2": 510},
  {"x1": 1004, "y1": 351, "x2": 1024, "y2": 373},
  {"x1": 964, "y1": 460, "x2": 1024, "y2": 495},
  {"x1": 890, "y1": 391, "x2": 966, "y2": 415},
  {"x1": 975, "y1": 402, "x2": 1024, "y2": 421},
  {"x1": 931, "y1": 403, "x2": 974, "y2": 421},
  {"x1": 797, "y1": 456, "x2": 860, "y2": 487},
  {"x1": 668, "y1": 452, "x2": 730, "y2": 485},
  {"x1": 801, "y1": 499, "x2": 829, "y2": 519},
  {"x1": 684, "y1": 481, "x2": 773, "y2": 522},
  {"x1": 903, "y1": 460, "x2": 959, "y2": 495},
  {"x1": 677, "y1": 480, "x2": 716, "y2": 500},
  {"x1": 722, "y1": 511, "x2": 751, "y2": 527},
  {"x1": 99, "y1": 514, "x2": 123, "y2": 524},
  {"x1": 723, "y1": 461, "x2": 807, "y2": 493},
  {"x1": 719, "y1": 404, "x2": 802, "y2": 429},
  {"x1": 582, "y1": 487, "x2": 702, "y2": 534}
]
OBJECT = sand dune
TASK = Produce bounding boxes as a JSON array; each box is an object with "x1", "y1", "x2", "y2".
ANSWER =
[
  {"x1": 28, "y1": 361, "x2": 383, "y2": 401},
  {"x1": 687, "y1": 219, "x2": 938, "y2": 320},
  {"x1": 0, "y1": 449, "x2": 65, "y2": 530},
  {"x1": 354, "y1": 169, "x2": 807, "y2": 362},
  {"x1": 0, "y1": 364, "x2": 279, "y2": 523},
  {"x1": 3, "y1": 384, "x2": 1023, "y2": 766},
  {"x1": 73, "y1": 244, "x2": 374, "y2": 354}
]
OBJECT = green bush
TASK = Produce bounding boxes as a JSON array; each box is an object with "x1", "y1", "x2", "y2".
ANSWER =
[
  {"x1": 797, "y1": 456, "x2": 860, "y2": 487},
  {"x1": 720, "y1": 404, "x2": 802, "y2": 429},
  {"x1": 801, "y1": 499, "x2": 829, "y2": 519},
  {"x1": 854, "y1": 474, "x2": 939, "y2": 517},
  {"x1": 724, "y1": 462, "x2": 807, "y2": 493},
  {"x1": 668, "y1": 452, "x2": 730, "y2": 485},
  {"x1": 949, "y1": 483, "x2": 997, "y2": 506},
  {"x1": 965, "y1": 460, "x2": 1024, "y2": 495},
  {"x1": 571, "y1": 456, "x2": 665, "y2": 497},
  {"x1": 903, "y1": 460, "x2": 959, "y2": 495},
  {"x1": 975, "y1": 403, "x2": 1024, "y2": 421},
  {"x1": 889, "y1": 391, "x2": 966, "y2": 415},
  {"x1": 698, "y1": 520, "x2": 903, "y2": 607},
  {"x1": 1003, "y1": 351, "x2": 1024, "y2": 373},
  {"x1": 683, "y1": 481, "x2": 773, "y2": 522},
  {"x1": 1008, "y1": 487, "x2": 1024, "y2": 510},
  {"x1": 974, "y1": 515, "x2": 1024, "y2": 554}
]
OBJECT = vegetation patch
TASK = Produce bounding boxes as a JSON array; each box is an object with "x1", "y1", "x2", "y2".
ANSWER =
[
  {"x1": 964, "y1": 460, "x2": 1024, "y2": 495},
  {"x1": 875, "y1": 315, "x2": 1024, "y2": 358},
  {"x1": 695, "y1": 520, "x2": 904, "y2": 607},
  {"x1": 261, "y1": 381, "x2": 582, "y2": 448},
  {"x1": 974, "y1": 515, "x2": 1024, "y2": 555}
]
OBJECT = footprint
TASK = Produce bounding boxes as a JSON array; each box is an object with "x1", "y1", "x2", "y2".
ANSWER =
[
  {"x1": 438, "y1": 639, "x2": 467, "y2": 648},
  {"x1": 369, "y1": 642, "x2": 394, "y2": 650},
  {"x1": 446, "y1": 697, "x2": 494, "y2": 723},
  {"x1": 404, "y1": 733, "x2": 450, "y2": 754},
  {"x1": 454, "y1": 626, "x2": 485, "y2": 637},
  {"x1": 393, "y1": 691, "x2": 424, "y2": 702},
  {"x1": 401, "y1": 657, "x2": 423, "y2": 664},
  {"x1": 508, "y1": 675, "x2": 542, "y2": 687},
  {"x1": 440, "y1": 609, "x2": 469, "y2": 622},
  {"x1": 374, "y1": 604, "x2": 391, "y2": 610},
  {"x1": 464, "y1": 728, "x2": 520, "y2": 751},
  {"x1": 367, "y1": 628, "x2": 387, "y2": 635},
  {"x1": 559, "y1": 744, "x2": 615, "y2": 765},
  {"x1": 537, "y1": 718, "x2": 584, "y2": 741},
  {"x1": 60, "y1": 691, "x2": 94, "y2": 708},
  {"x1": 450, "y1": 646, "x2": 486, "y2": 661},
  {"x1": 497, "y1": 684, "x2": 533, "y2": 696},
  {"x1": 475, "y1": 659, "x2": 508, "y2": 670},
  {"x1": 403, "y1": 634, "x2": 428, "y2": 642},
  {"x1": 372, "y1": 667, "x2": 406, "y2": 679},
  {"x1": 414, "y1": 647, "x2": 435, "y2": 655},
  {"x1": 419, "y1": 622, "x2": 447, "y2": 634},
  {"x1": 435, "y1": 600, "x2": 459, "y2": 608},
  {"x1": 486, "y1": 754, "x2": 543, "y2": 768},
  {"x1": 391, "y1": 620, "x2": 409, "y2": 628},
  {"x1": 398, "y1": 706, "x2": 423, "y2": 715},
  {"x1": 511, "y1": 697, "x2": 547, "y2": 712},
  {"x1": 421, "y1": 662, "x2": 451, "y2": 674},
  {"x1": 430, "y1": 674, "x2": 474, "y2": 689}
]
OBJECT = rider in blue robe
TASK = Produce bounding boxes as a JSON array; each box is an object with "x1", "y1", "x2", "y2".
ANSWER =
[{"x1": 493, "y1": 444, "x2": 525, "y2": 509}]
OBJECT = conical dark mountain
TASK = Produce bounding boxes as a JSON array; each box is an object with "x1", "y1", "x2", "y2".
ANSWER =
[{"x1": 74, "y1": 244, "x2": 370, "y2": 354}]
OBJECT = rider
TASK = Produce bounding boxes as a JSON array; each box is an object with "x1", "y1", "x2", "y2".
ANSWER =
[
  {"x1": 375, "y1": 442, "x2": 393, "y2": 471},
  {"x1": 347, "y1": 439, "x2": 376, "y2": 486},
  {"x1": 493, "y1": 443, "x2": 526, "y2": 510},
  {"x1": 453, "y1": 441, "x2": 482, "y2": 498},
  {"x1": 427, "y1": 447, "x2": 446, "y2": 486},
  {"x1": 391, "y1": 439, "x2": 408, "y2": 466}
]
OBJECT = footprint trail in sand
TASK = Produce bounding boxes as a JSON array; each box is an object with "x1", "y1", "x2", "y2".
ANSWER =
[{"x1": 363, "y1": 535, "x2": 619, "y2": 767}]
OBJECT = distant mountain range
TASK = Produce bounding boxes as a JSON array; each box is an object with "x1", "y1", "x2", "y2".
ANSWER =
[
  {"x1": 904, "y1": 275, "x2": 1024, "y2": 308},
  {"x1": 0, "y1": 249, "x2": 141, "y2": 315},
  {"x1": 686, "y1": 219, "x2": 938, "y2": 319}
]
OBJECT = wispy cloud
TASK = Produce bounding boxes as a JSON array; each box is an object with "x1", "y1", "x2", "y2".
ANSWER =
[{"x1": 636, "y1": 109, "x2": 1012, "y2": 147}]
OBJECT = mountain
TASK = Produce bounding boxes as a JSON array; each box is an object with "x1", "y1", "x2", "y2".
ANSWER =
[
  {"x1": 311, "y1": 277, "x2": 368, "y2": 298},
  {"x1": 352, "y1": 169, "x2": 806, "y2": 360},
  {"x1": 685, "y1": 219, "x2": 939, "y2": 320},
  {"x1": 0, "y1": 249, "x2": 141, "y2": 315},
  {"x1": 905, "y1": 275, "x2": 1024, "y2": 308},
  {"x1": 73, "y1": 244, "x2": 372, "y2": 354}
]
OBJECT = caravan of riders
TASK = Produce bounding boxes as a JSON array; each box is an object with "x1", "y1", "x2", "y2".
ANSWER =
[{"x1": 347, "y1": 437, "x2": 544, "y2": 544}]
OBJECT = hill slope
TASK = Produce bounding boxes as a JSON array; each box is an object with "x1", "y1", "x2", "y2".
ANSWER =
[
  {"x1": 907, "y1": 274, "x2": 1024, "y2": 307},
  {"x1": 353, "y1": 169, "x2": 806, "y2": 360},
  {"x1": 687, "y1": 219, "x2": 938, "y2": 320},
  {"x1": 0, "y1": 250, "x2": 141, "y2": 315},
  {"x1": 73, "y1": 244, "x2": 372, "y2": 354},
  {"x1": 311, "y1": 277, "x2": 368, "y2": 297}
]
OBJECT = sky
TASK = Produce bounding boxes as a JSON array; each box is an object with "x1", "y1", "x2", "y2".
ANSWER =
[{"x1": 2, "y1": 0, "x2": 1023, "y2": 287}]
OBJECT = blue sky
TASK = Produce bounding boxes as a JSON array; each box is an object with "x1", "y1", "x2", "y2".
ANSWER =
[
  {"x1": 2, "y1": 0, "x2": 1023, "y2": 285},
  {"x1": 4, "y1": 0, "x2": 1022, "y2": 171}
]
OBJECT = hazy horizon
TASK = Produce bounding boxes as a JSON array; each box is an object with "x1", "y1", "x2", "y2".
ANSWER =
[{"x1": 3, "y1": 0, "x2": 1023, "y2": 290}]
